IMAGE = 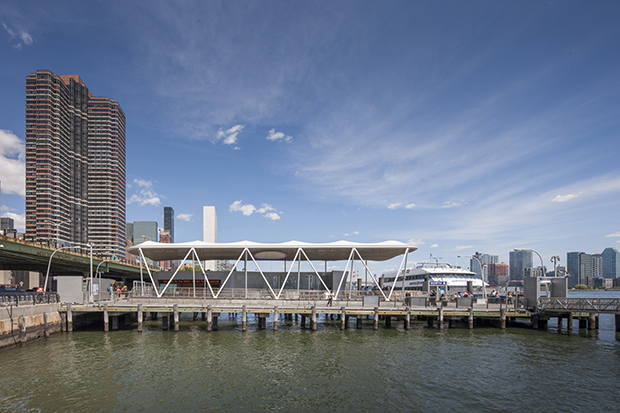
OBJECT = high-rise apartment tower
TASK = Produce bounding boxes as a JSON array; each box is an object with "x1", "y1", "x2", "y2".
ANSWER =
[{"x1": 25, "y1": 70, "x2": 126, "y2": 258}]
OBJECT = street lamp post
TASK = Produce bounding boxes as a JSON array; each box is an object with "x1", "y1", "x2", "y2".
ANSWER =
[
  {"x1": 514, "y1": 248, "x2": 545, "y2": 277},
  {"x1": 550, "y1": 256, "x2": 561, "y2": 277},
  {"x1": 457, "y1": 255, "x2": 487, "y2": 300}
]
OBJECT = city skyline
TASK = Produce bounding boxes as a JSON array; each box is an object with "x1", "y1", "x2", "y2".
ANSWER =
[{"x1": 1, "y1": 2, "x2": 620, "y2": 274}]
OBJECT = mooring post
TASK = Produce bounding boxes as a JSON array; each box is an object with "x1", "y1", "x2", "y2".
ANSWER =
[
  {"x1": 500, "y1": 307, "x2": 506, "y2": 330},
  {"x1": 468, "y1": 308, "x2": 474, "y2": 330},
  {"x1": 273, "y1": 306, "x2": 279, "y2": 331},
  {"x1": 242, "y1": 305, "x2": 247, "y2": 332},
  {"x1": 103, "y1": 303, "x2": 109, "y2": 332},
  {"x1": 67, "y1": 303, "x2": 73, "y2": 332},
  {"x1": 207, "y1": 305, "x2": 213, "y2": 332},
  {"x1": 137, "y1": 304, "x2": 143, "y2": 332},
  {"x1": 567, "y1": 313, "x2": 573, "y2": 331},
  {"x1": 311, "y1": 306, "x2": 317, "y2": 331},
  {"x1": 405, "y1": 307, "x2": 411, "y2": 330},
  {"x1": 342, "y1": 307, "x2": 347, "y2": 330},
  {"x1": 173, "y1": 304, "x2": 179, "y2": 332},
  {"x1": 60, "y1": 312, "x2": 67, "y2": 333}
]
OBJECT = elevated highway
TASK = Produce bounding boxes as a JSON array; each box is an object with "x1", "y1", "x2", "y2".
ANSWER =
[{"x1": 0, "y1": 234, "x2": 151, "y2": 279}]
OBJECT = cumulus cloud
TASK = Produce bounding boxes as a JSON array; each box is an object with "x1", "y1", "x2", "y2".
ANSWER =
[
  {"x1": 229, "y1": 200, "x2": 281, "y2": 220},
  {"x1": 216, "y1": 124, "x2": 245, "y2": 146},
  {"x1": 387, "y1": 202, "x2": 401, "y2": 210},
  {"x1": 0, "y1": 129, "x2": 25, "y2": 196},
  {"x1": 552, "y1": 193, "x2": 580, "y2": 203},
  {"x1": 405, "y1": 203, "x2": 416, "y2": 209},
  {"x1": 430, "y1": 244, "x2": 439, "y2": 248},
  {"x1": 127, "y1": 178, "x2": 161, "y2": 206},
  {"x1": 176, "y1": 213, "x2": 194, "y2": 222},
  {"x1": 266, "y1": 128, "x2": 292, "y2": 143},
  {"x1": 2, "y1": 23, "x2": 33, "y2": 50}
]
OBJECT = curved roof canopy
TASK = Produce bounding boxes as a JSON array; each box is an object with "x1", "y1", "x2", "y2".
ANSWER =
[{"x1": 128, "y1": 240, "x2": 417, "y2": 262}]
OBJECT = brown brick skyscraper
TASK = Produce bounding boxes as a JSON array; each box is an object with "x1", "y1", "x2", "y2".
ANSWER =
[{"x1": 25, "y1": 70, "x2": 126, "y2": 259}]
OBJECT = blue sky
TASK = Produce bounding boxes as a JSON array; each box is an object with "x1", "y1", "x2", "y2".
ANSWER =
[{"x1": 1, "y1": 1, "x2": 619, "y2": 274}]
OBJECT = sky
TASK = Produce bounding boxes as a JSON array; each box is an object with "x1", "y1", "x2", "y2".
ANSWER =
[{"x1": 1, "y1": 1, "x2": 619, "y2": 275}]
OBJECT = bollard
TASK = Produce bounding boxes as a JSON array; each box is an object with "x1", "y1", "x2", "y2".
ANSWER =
[
  {"x1": 274, "y1": 306, "x2": 279, "y2": 331},
  {"x1": 103, "y1": 303, "x2": 109, "y2": 332},
  {"x1": 137, "y1": 304, "x2": 143, "y2": 332}
]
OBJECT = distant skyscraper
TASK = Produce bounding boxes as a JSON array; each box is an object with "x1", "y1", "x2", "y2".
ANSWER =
[
  {"x1": 470, "y1": 252, "x2": 498, "y2": 280},
  {"x1": 602, "y1": 247, "x2": 620, "y2": 279},
  {"x1": 25, "y1": 70, "x2": 126, "y2": 258},
  {"x1": 133, "y1": 221, "x2": 158, "y2": 245},
  {"x1": 164, "y1": 207, "x2": 174, "y2": 243},
  {"x1": 126, "y1": 222, "x2": 134, "y2": 245},
  {"x1": 567, "y1": 252, "x2": 596, "y2": 287},
  {"x1": 509, "y1": 250, "x2": 533, "y2": 281},
  {"x1": 203, "y1": 206, "x2": 217, "y2": 271},
  {"x1": 1, "y1": 217, "x2": 14, "y2": 230}
]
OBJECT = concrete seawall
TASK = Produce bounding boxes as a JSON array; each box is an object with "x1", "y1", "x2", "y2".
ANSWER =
[{"x1": 0, "y1": 304, "x2": 62, "y2": 349}]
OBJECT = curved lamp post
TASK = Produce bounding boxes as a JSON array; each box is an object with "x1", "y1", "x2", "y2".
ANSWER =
[
  {"x1": 457, "y1": 255, "x2": 487, "y2": 300},
  {"x1": 44, "y1": 247, "x2": 66, "y2": 291},
  {"x1": 95, "y1": 258, "x2": 110, "y2": 305},
  {"x1": 514, "y1": 248, "x2": 544, "y2": 277}
]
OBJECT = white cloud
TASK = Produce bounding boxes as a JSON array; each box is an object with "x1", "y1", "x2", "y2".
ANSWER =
[
  {"x1": 430, "y1": 244, "x2": 439, "y2": 248},
  {"x1": 2, "y1": 23, "x2": 33, "y2": 49},
  {"x1": 454, "y1": 245, "x2": 475, "y2": 251},
  {"x1": 605, "y1": 232, "x2": 620, "y2": 238},
  {"x1": 344, "y1": 231, "x2": 360, "y2": 236},
  {"x1": 441, "y1": 201, "x2": 464, "y2": 209},
  {"x1": 229, "y1": 200, "x2": 282, "y2": 220},
  {"x1": 176, "y1": 213, "x2": 194, "y2": 222},
  {"x1": 405, "y1": 203, "x2": 416, "y2": 209},
  {"x1": 216, "y1": 124, "x2": 245, "y2": 146},
  {"x1": 127, "y1": 178, "x2": 161, "y2": 207},
  {"x1": 266, "y1": 128, "x2": 292, "y2": 143},
  {"x1": 0, "y1": 129, "x2": 25, "y2": 196},
  {"x1": 552, "y1": 193, "x2": 580, "y2": 203},
  {"x1": 387, "y1": 203, "x2": 401, "y2": 210},
  {"x1": 408, "y1": 239, "x2": 425, "y2": 245}
]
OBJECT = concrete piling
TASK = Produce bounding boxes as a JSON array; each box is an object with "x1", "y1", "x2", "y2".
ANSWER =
[
  {"x1": 438, "y1": 307, "x2": 444, "y2": 330},
  {"x1": 174, "y1": 304, "x2": 179, "y2": 332},
  {"x1": 137, "y1": 304, "x2": 143, "y2": 332},
  {"x1": 500, "y1": 307, "x2": 506, "y2": 330},
  {"x1": 341, "y1": 307, "x2": 347, "y2": 330},
  {"x1": 311, "y1": 306, "x2": 317, "y2": 331},
  {"x1": 207, "y1": 305, "x2": 213, "y2": 332},
  {"x1": 103, "y1": 303, "x2": 109, "y2": 332},
  {"x1": 242, "y1": 305, "x2": 247, "y2": 331},
  {"x1": 67, "y1": 303, "x2": 73, "y2": 332},
  {"x1": 273, "y1": 306, "x2": 279, "y2": 331},
  {"x1": 405, "y1": 308, "x2": 410, "y2": 330}
]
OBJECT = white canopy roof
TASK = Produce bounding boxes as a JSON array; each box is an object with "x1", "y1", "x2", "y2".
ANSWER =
[{"x1": 128, "y1": 240, "x2": 417, "y2": 262}]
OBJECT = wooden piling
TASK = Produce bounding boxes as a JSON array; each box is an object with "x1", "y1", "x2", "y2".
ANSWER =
[
  {"x1": 242, "y1": 305, "x2": 247, "y2": 331},
  {"x1": 174, "y1": 304, "x2": 179, "y2": 332},
  {"x1": 615, "y1": 314, "x2": 620, "y2": 333},
  {"x1": 18, "y1": 316, "x2": 26, "y2": 344},
  {"x1": 207, "y1": 305, "x2": 213, "y2": 332},
  {"x1": 500, "y1": 307, "x2": 506, "y2": 330},
  {"x1": 111, "y1": 315, "x2": 119, "y2": 331},
  {"x1": 468, "y1": 308, "x2": 474, "y2": 330},
  {"x1": 67, "y1": 303, "x2": 73, "y2": 332},
  {"x1": 60, "y1": 312, "x2": 67, "y2": 333},
  {"x1": 137, "y1": 304, "x2": 143, "y2": 332},
  {"x1": 438, "y1": 307, "x2": 444, "y2": 330},
  {"x1": 342, "y1": 307, "x2": 347, "y2": 330},
  {"x1": 103, "y1": 303, "x2": 109, "y2": 332},
  {"x1": 311, "y1": 306, "x2": 317, "y2": 331},
  {"x1": 43, "y1": 313, "x2": 50, "y2": 339},
  {"x1": 405, "y1": 307, "x2": 410, "y2": 330},
  {"x1": 374, "y1": 307, "x2": 379, "y2": 330},
  {"x1": 567, "y1": 313, "x2": 573, "y2": 331}
]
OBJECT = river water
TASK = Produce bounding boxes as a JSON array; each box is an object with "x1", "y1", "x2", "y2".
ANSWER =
[{"x1": 1, "y1": 292, "x2": 619, "y2": 412}]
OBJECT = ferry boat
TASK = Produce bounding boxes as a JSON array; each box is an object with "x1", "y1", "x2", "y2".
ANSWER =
[{"x1": 381, "y1": 262, "x2": 484, "y2": 292}]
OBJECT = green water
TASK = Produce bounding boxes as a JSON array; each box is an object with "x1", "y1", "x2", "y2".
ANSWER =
[{"x1": 1, "y1": 309, "x2": 619, "y2": 413}]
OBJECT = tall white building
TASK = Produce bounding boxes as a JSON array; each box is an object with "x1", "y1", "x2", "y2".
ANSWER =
[{"x1": 203, "y1": 206, "x2": 217, "y2": 270}]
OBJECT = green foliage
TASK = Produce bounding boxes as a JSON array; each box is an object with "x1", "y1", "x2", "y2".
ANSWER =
[{"x1": 572, "y1": 284, "x2": 590, "y2": 290}]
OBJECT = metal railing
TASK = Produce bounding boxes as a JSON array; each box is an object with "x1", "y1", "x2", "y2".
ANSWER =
[
  {"x1": 538, "y1": 297, "x2": 620, "y2": 314},
  {"x1": 0, "y1": 292, "x2": 60, "y2": 307}
]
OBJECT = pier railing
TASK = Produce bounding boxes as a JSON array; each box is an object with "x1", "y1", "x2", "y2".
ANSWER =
[
  {"x1": 538, "y1": 297, "x2": 620, "y2": 314},
  {"x1": 0, "y1": 292, "x2": 60, "y2": 307},
  {"x1": 128, "y1": 286, "x2": 405, "y2": 301}
]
